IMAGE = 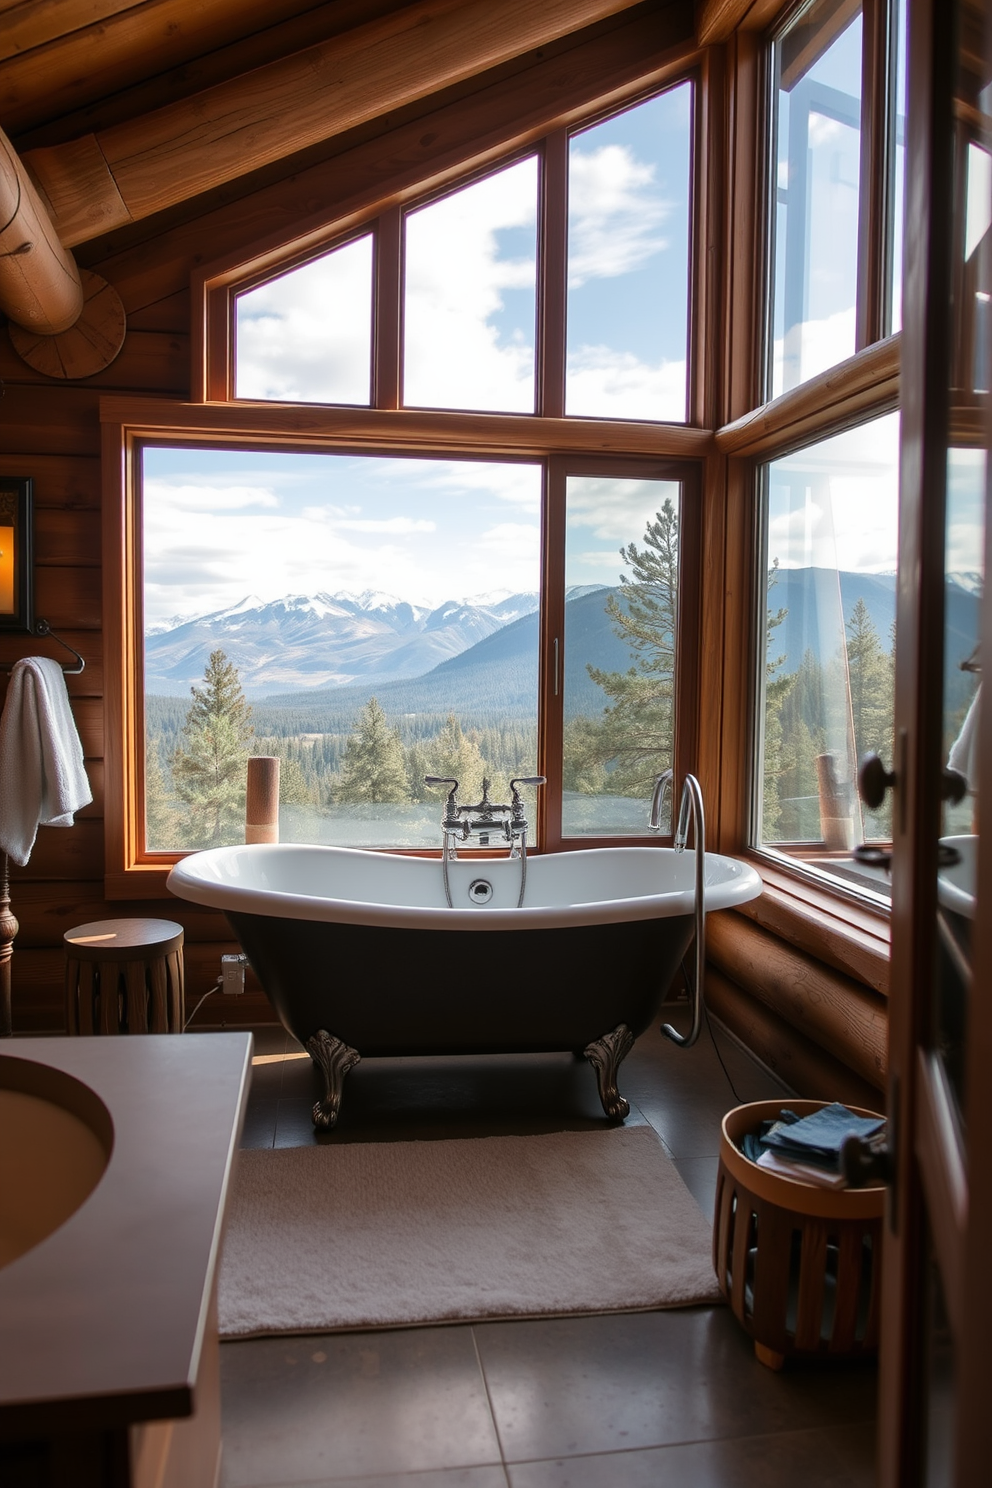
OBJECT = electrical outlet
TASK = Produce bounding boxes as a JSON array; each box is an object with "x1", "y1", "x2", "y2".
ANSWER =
[{"x1": 221, "y1": 953, "x2": 247, "y2": 995}]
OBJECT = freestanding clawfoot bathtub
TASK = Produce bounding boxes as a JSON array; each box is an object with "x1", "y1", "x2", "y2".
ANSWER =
[{"x1": 167, "y1": 843, "x2": 762, "y2": 1128}]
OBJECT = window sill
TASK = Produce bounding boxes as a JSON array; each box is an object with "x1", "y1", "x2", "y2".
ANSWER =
[{"x1": 730, "y1": 852, "x2": 891, "y2": 997}]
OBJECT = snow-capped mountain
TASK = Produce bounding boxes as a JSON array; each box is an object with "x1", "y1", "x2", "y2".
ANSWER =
[{"x1": 144, "y1": 589, "x2": 541, "y2": 696}]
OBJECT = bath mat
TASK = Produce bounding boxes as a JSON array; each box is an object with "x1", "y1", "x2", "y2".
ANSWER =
[{"x1": 218, "y1": 1125, "x2": 721, "y2": 1338}]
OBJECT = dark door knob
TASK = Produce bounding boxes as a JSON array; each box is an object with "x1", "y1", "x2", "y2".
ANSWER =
[
  {"x1": 858, "y1": 753, "x2": 896, "y2": 809},
  {"x1": 941, "y1": 768, "x2": 968, "y2": 805},
  {"x1": 842, "y1": 1134, "x2": 892, "y2": 1188}
]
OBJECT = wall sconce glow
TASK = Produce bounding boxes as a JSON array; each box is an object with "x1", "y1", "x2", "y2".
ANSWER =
[
  {"x1": 0, "y1": 479, "x2": 33, "y2": 632},
  {"x1": 0, "y1": 527, "x2": 13, "y2": 614}
]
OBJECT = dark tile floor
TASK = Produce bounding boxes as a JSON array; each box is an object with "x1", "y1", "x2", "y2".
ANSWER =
[{"x1": 221, "y1": 1019, "x2": 878, "y2": 1488}]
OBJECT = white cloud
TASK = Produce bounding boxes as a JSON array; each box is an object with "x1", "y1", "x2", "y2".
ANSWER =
[
  {"x1": 235, "y1": 235, "x2": 373, "y2": 404},
  {"x1": 773, "y1": 306, "x2": 857, "y2": 396},
  {"x1": 566, "y1": 476, "x2": 680, "y2": 542},
  {"x1": 142, "y1": 463, "x2": 542, "y2": 624},
  {"x1": 768, "y1": 412, "x2": 901, "y2": 573},
  {"x1": 567, "y1": 144, "x2": 669, "y2": 287},
  {"x1": 403, "y1": 157, "x2": 538, "y2": 414},
  {"x1": 566, "y1": 347, "x2": 687, "y2": 421},
  {"x1": 146, "y1": 481, "x2": 279, "y2": 511},
  {"x1": 334, "y1": 517, "x2": 436, "y2": 534}
]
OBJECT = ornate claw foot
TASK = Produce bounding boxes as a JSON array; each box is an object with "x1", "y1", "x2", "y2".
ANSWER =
[
  {"x1": 306, "y1": 1029, "x2": 361, "y2": 1130},
  {"x1": 584, "y1": 1023, "x2": 635, "y2": 1122}
]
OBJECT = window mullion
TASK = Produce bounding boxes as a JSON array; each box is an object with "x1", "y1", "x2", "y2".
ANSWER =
[
  {"x1": 538, "y1": 131, "x2": 568, "y2": 420},
  {"x1": 539, "y1": 456, "x2": 566, "y2": 850},
  {"x1": 857, "y1": 0, "x2": 895, "y2": 349},
  {"x1": 374, "y1": 206, "x2": 403, "y2": 410}
]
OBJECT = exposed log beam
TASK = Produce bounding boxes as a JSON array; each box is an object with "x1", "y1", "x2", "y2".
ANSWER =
[
  {"x1": 23, "y1": 0, "x2": 643, "y2": 246},
  {"x1": 14, "y1": 0, "x2": 408, "y2": 149},
  {"x1": 0, "y1": 125, "x2": 82, "y2": 332},
  {"x1": 708, "y1": 910, "x2": 888, "y2": 1090},
  {"x1": 0, "y1": 1, "x2": 147, "y2": 62},
  {"x1": 0, "y1": 0, "x2": 333, "y2": 132},
  {"x1": 695, "y1": 0, "x2": 785, "y2": 45}
]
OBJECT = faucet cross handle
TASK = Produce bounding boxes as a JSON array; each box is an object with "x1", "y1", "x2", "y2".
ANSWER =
[
  {"x1": 424, "y1": 776, "x2": 459, "y2": 821},
  {"x1": 509, "y1": 776, "x2": 546, "y2": 822}
]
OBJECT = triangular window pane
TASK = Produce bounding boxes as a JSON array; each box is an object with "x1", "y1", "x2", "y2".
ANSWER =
[
  {"x1": 566, "y1": 85, "x2": 691, "y2": 422},
  {"x1": 404, "y1": 156, "x2": 538, "y2": 413},
  {"x1": 235, "y1": 234, "x2": 373, "y2": 405}
]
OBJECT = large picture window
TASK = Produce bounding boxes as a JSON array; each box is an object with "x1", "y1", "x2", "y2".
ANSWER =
[{"x1": 135, "y1": 441, "x2": 695, "y2": 858}]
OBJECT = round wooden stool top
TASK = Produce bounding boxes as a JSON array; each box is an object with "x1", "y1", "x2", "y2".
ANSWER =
[{"x1": 64, "y1": 919, "x2": 184, "y2": 961}]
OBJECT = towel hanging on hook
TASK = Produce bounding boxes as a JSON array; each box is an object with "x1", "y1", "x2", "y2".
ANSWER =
[{"x1": 0, "y1": 619, "x2": 85, "y2": 675}]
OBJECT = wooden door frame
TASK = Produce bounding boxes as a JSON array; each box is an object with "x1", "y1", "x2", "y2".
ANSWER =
[{"x1": 881, "y1": 0, "x2": 992, "y2": 1481}]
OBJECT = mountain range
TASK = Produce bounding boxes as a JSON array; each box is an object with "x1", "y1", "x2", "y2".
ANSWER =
[
  {"x1": 144, "y1": 589, "x2": 547, "y2": 696},
  {"x1": 143, "y1": 571, "x2": 982, "y2": 738}
]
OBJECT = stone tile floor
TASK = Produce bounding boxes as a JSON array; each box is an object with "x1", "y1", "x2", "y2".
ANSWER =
[{"x1": 221, "y1": 1018, "x2": 878, "y2": 1488}]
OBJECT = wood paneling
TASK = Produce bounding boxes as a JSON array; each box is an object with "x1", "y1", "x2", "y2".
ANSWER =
[
  {"x1": 10, "y1": 818, "x2": 104, "y2": 880},
  {"x1": 0, "y1": 0, "x2": 344, "y2": 135},
  {"x1": 708, "y1": 910, "x2": 888, "y2": 1089},
  {"x1": 26, "y1": 0, "x2": 649, "y2": 243},
  {"x1": 7, "y1": 881, "x2": 226, "y2": 947},
  {"x1": 0, "y1": 328, "x2": 189, "y2": 393},
  {"x1": 0, "y1": 631, "x2": 103, "y2": 693},
  {"x1": 34, "y1": 565, "x2": 102, "y2": 628},
  {"x1": 0, "y1": 385, "x2": 103, "y2": 455},
  {"x1": 707, "y1": 965, "x2": 886, "y2": 1107}
]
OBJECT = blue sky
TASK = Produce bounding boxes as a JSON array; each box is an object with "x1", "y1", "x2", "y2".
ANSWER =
[
  {"x1": 142, "y1": 446, "x2": 542, "y2": 625},
  {"x1": 235, "y1": 81, "x2": 693, "y2": 422}
]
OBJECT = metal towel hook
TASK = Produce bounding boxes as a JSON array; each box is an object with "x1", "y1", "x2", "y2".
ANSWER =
[{"x1": 0, "y1": 618, "x2": 85, "y2": 675}]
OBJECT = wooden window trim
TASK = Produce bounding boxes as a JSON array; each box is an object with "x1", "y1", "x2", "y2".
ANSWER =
[{"x1": 102, "y1": 399, "x2": 708, "y2": 897}]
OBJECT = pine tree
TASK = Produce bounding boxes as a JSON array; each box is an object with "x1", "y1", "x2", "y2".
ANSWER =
[
  {"x1": 171, "y1": 650, "x2": 255, "y2": 847},
  {"x1": 846, "y1": 597, "x2": 894, "y2": 761},
  {"x1": 578, "y1": 499, "x2": 680, "y2": 797},
  {"x1": 335, "y1": 698, "x2": 410, "y2": 803},
  {"x1": 846, "y1": 597, "x2": 894, "y2": 837},
  {"x1": 760, "y1": 559, "x2": 796, "y2": 840},
  {"x1": 421, "y1": 714, "x2": 490, "y2": 801},
  {"x1": 145, "y1": 734, "x2": 183, "y2": 850}
]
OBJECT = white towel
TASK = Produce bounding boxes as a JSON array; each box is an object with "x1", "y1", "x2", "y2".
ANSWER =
[
  {"x1": 0, "y1": 656, "x2": 93, "y2": 867},
  {"x1": 948, "y1": 684, "x2": 981, "y2": 794}
]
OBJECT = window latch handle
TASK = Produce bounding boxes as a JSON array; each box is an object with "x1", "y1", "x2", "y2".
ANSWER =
[{"x1": 857, "y1": 753, "x2": 896, "y2": 809}]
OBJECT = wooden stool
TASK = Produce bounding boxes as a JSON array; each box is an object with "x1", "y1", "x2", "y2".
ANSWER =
[
  {"x1": 714, "y1": 1100, "x2": 885, "y2": 1370},
  {"x1": 64, "y1": 919, "x2": 185, "y2": 1035}
]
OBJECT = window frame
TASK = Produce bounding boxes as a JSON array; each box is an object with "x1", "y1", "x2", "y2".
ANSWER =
[
  {"x1": 708, "y1": 0, "x2": 907, "y2": 985},
  {"x1": 102, "y1": 397, "x2": 707, "y2": 895},
  {"x1": 762, "y1": 0, "x2": 906, "y2": 396}
]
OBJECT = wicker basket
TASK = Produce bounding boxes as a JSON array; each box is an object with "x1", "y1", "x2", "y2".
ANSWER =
[{"x1": 715, "y1": 1100, "x2": 885, "y2": 1369}]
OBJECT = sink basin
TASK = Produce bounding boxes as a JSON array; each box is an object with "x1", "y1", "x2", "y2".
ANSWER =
[
  {"x1": 937, "y1": 834, "x2": 977, "y2": 920},
  {"x1": 0, "y1": 1060, "x2": 112, "y2": 1270}
]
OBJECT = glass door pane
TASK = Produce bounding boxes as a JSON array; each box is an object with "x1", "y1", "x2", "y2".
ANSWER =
[{"x1": 562, "y1": 475, "x2": 681, "y2": 836}]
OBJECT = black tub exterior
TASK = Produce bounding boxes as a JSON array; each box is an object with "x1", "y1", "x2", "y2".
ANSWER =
[{"x1": 227, "y1": 910, "x2": 693, "y2": 1058}]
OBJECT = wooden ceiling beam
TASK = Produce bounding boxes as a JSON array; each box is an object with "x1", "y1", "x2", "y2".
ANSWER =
[
  {"x1": 0, "y1": 1, "x2": 148, "y2": 62},
  {"x1": 23, "y1": 0, "x2": 644, "y2": 246},
  {"x1": 14, "y1": 0, "x2": 407, "y2": 150},
  {"x1": 0, "y1": 0, "x2": 331, "y2": 134}
]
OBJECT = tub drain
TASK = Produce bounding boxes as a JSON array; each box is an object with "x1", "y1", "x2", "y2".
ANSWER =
[{"x1": 468, "y1": 878, "x2": 494, "y2": 905}]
